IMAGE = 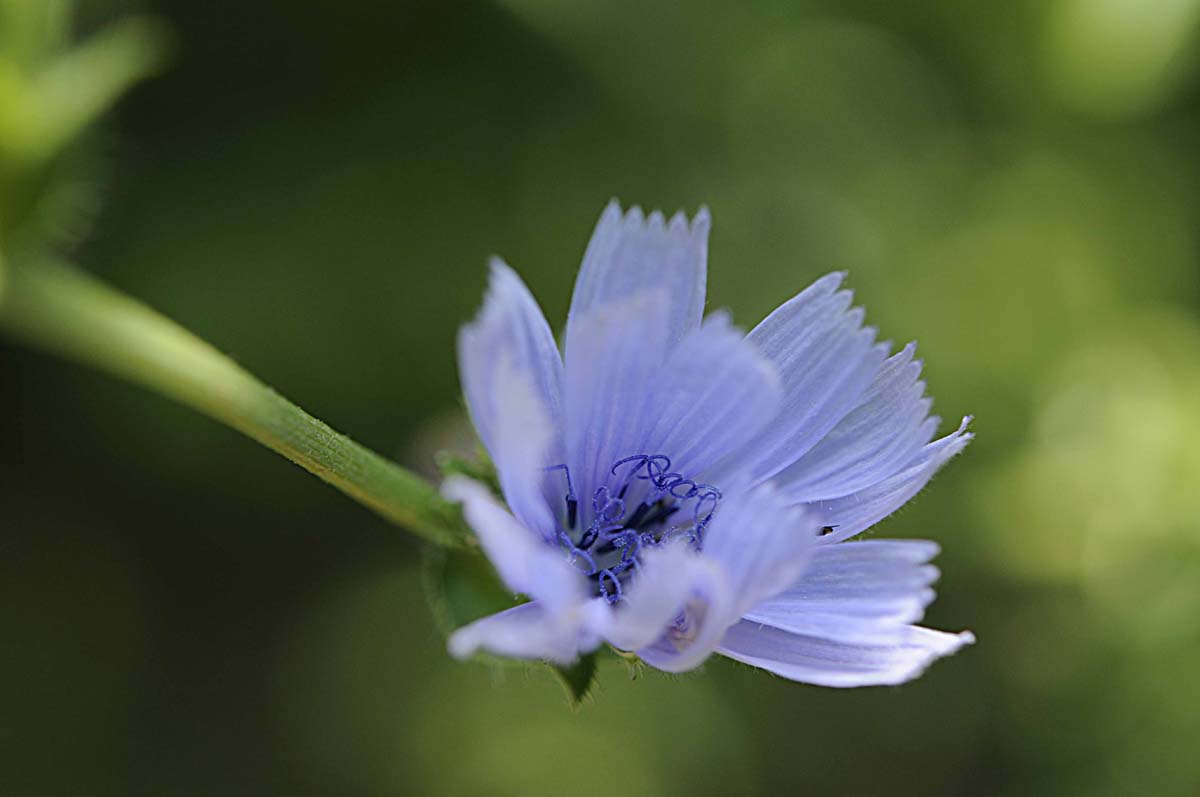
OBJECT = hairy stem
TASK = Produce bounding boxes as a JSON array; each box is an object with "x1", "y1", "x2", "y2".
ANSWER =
[{"x1": 0, "y1": 257, "x2": 467, "y2": 547}]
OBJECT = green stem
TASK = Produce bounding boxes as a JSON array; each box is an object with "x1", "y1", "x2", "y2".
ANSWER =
[{"x1": 0, "y1": 256, "x2": 468, "y2": 547}]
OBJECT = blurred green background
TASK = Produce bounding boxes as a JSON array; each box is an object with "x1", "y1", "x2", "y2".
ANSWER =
[{"x1": 3, "y1": 0, "x2": 1200, "y2": 794}]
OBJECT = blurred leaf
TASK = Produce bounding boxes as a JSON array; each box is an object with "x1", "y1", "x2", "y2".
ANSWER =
[
  {"x1": 0, "y1": 0, "x2": 71, "y2": 68},
  {"x1": 26, "y1": 16, "x2": 169, "y2": 159},
  {"x1": 1, "y1": 16, "x2": 170, "y2": 165},
  {"x1": 1046, "y1": 0, "x2": 1200, "y2": 118},
  {"x1": 1, "y1": 10, "x2": 170, "y2": 247},
  {"x1": 974, "y1": 307, "x2": 1200, "y2": 589}
]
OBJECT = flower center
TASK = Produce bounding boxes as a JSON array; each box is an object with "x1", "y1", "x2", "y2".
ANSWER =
[{"x1": 546, "y1": 454, "x2": 722, "y2": 604}]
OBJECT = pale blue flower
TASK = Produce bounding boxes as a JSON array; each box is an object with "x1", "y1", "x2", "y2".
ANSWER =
[{"x1": 445, "y1": 201, "x2": 973, "y2": 687}]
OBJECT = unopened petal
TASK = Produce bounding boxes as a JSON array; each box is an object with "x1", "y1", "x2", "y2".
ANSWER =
[
  {"x1": 635, "y1": 559, "x2": 735, "y2": 673},
  {"x1": 599, "y1": 543, "x2": 719, "y2": 652},
  {"x1": 442, "y1": 476, "x2": 584, "y2": 609},
  {"x1": 448, "y1": 602, "x2": 592, "y2": 665},
  {"x1": 625, "y1": 484, "x2": 820, "y2": 673}
]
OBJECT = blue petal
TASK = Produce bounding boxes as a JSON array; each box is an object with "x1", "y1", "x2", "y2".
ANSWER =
[
  {"x1": 634, "y1": 559, "x2": 736, "y2": 673},
  {"x1": 641, "y1": 312, "x2": 783, "y2": 478},
  {"x1": 562, "y1": 204, "x2": 713, "y2": 513},
  {"x1": 599, "y1": 543, "x2": 722, "y2": 653},
  {"x1": 442, "y1": 477, "x2": 584, "y2": 610},
  {"x1": 565, "y1": 307, "x2": 783, "y2": 523},
  {"x1": 772, "y1": 343, "x2": 939, "y2": 502},
  {"x1": 717, "y1": 620, "x2": 974, "y2": 688},
  {"x1": 715, "y1": 537, "x2": 969, "y2": 686},
  {"x1": 743, "y1": 540, "x2": 941, "y2": 641},
  {"x1": 701, "y1": 483, "x2": 821, "y2": 618},
  {"x1": 486, "y1": 357, "x2": 562, "y2": 537},
  {"x1": 723, "y1": 272, "x2": 888, "y2": 484},
  {"x1": 811, "y1": 417, "x2": 973, "y2": 543},
  {"x1": 630, "y1": 484, "x2": 819, "y2": 673},
  {"x1": 567, "y1": 201, "x2": 709, "y2": 352},
  {"x1": 458, "y1": 260, "x2": 564, "y2": 535},
  {"x1": 564, "y1": 290, "x2": 673, "y2": 519},
  {"x1": 721, "y1": 538, "x2": 972, "y2": 686},
  {"x1": 448, "y1": 602, "x2": 594, "y2": 665}
]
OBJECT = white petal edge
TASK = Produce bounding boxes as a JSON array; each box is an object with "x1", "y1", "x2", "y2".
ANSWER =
[
  {"x1": 717, "y1": 620, "x2": 974, "y2": 687},
  {"x1": 812, "y1": 416, "x2": 974, "y2": 543},
  {"x1": 742, "y1": 539, "x2": 944, "y2": 644},
  {"x1": 773, "y1": 342, "x2": 939, "y2": 502},
  {"x1": 567, "y1": 201, "x2": 709, "y2": 353},
  {"x1": 718, "y1": 272, "x2": 887, "y2": 484},
  {"x1": 448, "y1": 602, "x2": 593, "y2": 666},
  {"x1": 723, "y1": 538, "x2": 972, "y2": 686}
]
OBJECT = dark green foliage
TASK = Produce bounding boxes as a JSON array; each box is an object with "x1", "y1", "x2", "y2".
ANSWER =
[{"x1": 552, "y1": 651, "x2": 599, "y2": 708}]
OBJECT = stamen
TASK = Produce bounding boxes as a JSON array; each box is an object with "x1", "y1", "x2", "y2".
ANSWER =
[
  {"x1": 597, "y1": 569, "x2": 622, "y2": 601},
  {"x1": 624, "y1": 501, "x2": 652, "y2": 530},
  {"x1": 640, "y1": 502, "x2": 680, "y2": 528},
  {"x1": 544, "y1": 464, "x2": 578, "y2": 529},
  {"x1": 612, "y1": 529, "x2": 640, "y2": 561},
  {"x1": 593, "y1": 485, "x2": 625, "y2": 524},
  {"x1": 556, "y1": 529, "x2": 597, "y2": 575},
  {"x1": 547, "y1": 455, "x2": 723, "y2": 603},
  {"x1": 577, "y1": 525, "x2": 600, "y2": 551}
]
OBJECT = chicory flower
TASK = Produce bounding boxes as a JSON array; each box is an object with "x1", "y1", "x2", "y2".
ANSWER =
[{"x1": 446, "y1": 201, "x2": 973, "y2": 687}]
